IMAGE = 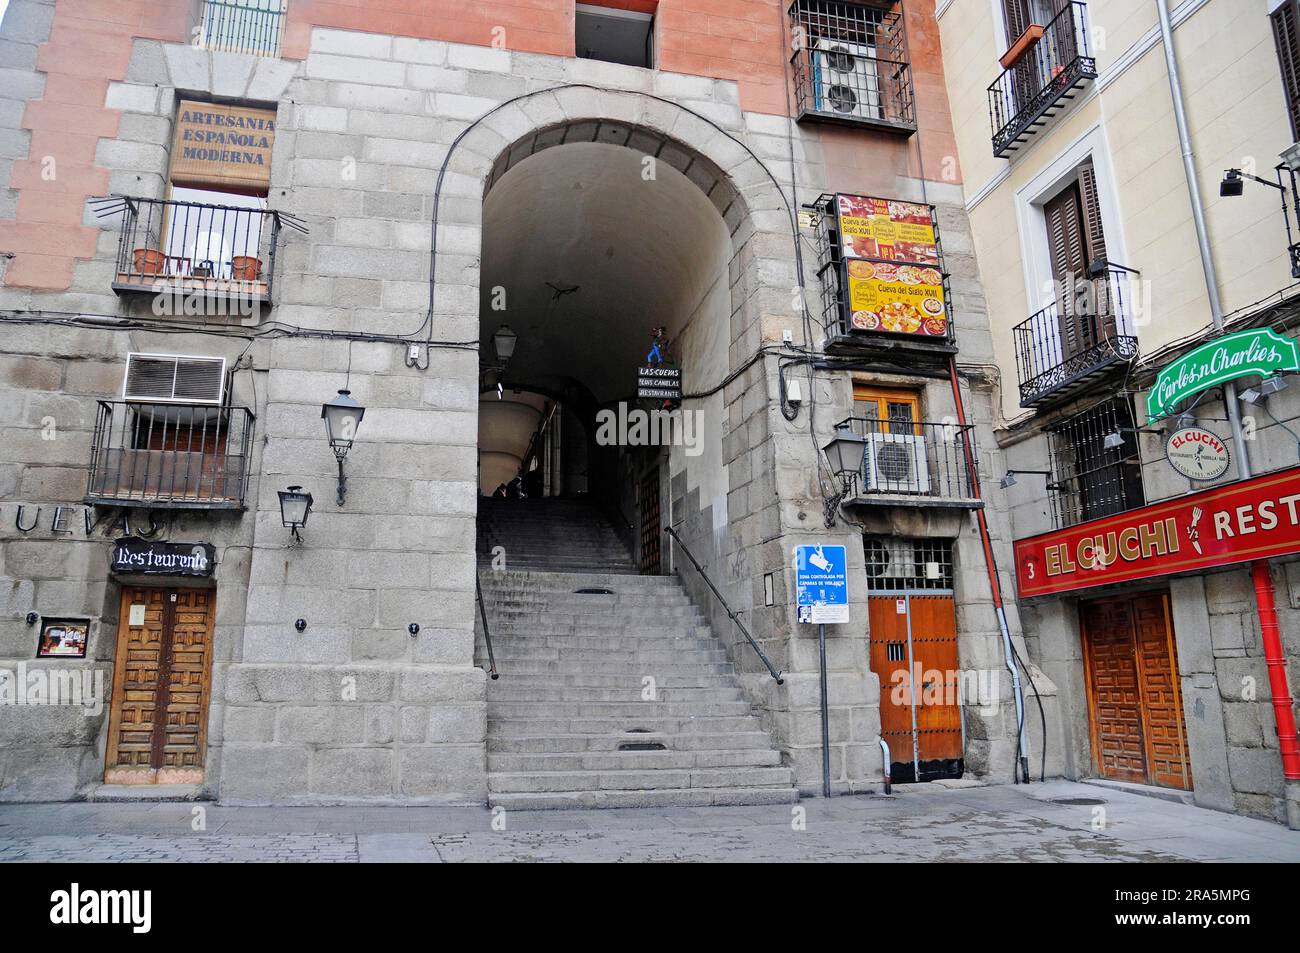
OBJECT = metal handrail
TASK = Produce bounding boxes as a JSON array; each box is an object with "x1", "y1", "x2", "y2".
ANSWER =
[
  {"x1": 474, "y1": 573, "x2": 499, "y2": 680},
  {"x1": 663, "y1": 526, "x2": 783, "y2": 685}
]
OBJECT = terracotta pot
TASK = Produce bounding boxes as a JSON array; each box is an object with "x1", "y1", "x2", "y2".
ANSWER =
[
  {"x1": 132, "y1": 247, "x2": 166, "y2": 275},
  {"x1": 231, "y1": 256, "x2": 262, "y2": 281}
]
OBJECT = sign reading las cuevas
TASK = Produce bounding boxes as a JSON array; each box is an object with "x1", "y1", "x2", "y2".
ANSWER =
[{"x1": 1014, "y1": 465, "x2": 1300, "y2": 598}]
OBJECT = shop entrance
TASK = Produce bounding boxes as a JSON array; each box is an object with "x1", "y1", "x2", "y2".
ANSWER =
[
  {"x1": 1080, "y1": 591, "x2": 1191, "y2": 790},
  {"x1": 104, "y1": 585, "x2": 215, "y2": 784},
  {"x1": 864, "y1": 537, "x2": 964, "y2": 783}
]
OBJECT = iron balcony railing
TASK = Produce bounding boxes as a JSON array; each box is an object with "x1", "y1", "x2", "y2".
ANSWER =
[
  {"x1": 988, "y1": 1, "x2": 1096, "y2": 158},
  {"x1": 199, "y1": 0, "x2": 286, "y2": 57},
  {"x1": 86, "y1": 401, "x2": 255, "y2": 509},
  {"x1": 836, "y1": 417, "x2": 981, "y2": 507},
  {"x1": 789, "y1": 0, "x2": 916, "y2": 133},
  {"x1": 97, "y1": 196, "x2": 304, "y2": 306},
  {"x1": 1013, "y1": 264, "x2": 1140, "y2": 409}
]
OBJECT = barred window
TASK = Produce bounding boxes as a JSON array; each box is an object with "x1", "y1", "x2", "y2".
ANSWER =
[
  {"x1": 863, "y1": 537, "x2": 954, "y2": 591},
  {"x1": 1047, "y1": 398, "x2": 1145, "y2": 527},
  {"x1": 199, "y1": 0, "x2": 287, "y2": 58}
]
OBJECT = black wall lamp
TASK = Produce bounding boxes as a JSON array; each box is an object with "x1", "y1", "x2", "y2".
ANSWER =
[
  {"x1": 25, "y1": 612, "x2": 38, "y2": 626},
  {"x1": 1221, "y1": 167, "x2": 1300, "y2": 278},
  {"x1": 278, "y1": 485, "x2": 313, "y2": 542},
  {"x1": 322, "y1": 389, "x2": 366, "y2": 506},
  {"x1": 1000, "y1": 469, "x2": 1053, "y2": 490},
  {"x1": 294, "y1": 618, "x2": 307, "y2": 633}
]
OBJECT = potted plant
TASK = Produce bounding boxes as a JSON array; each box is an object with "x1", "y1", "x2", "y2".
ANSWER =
[
  {"x1": 231, "y1": 256, "x2": 262, "y2": 281},
  {"x1": 131, "y1": 223, "x2": 165, "y2": 276}
]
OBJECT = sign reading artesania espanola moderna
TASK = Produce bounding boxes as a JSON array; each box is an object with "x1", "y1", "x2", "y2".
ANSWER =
[
  {"x1": 170, "y1": 100, "x2": 277, "y2": 193},
  {"x1": 110, "y1": 538, "x2": 215, "y2": 577},
  {"x1": 1146, "y1": 327, "x2": 1300, "y2": 423}
]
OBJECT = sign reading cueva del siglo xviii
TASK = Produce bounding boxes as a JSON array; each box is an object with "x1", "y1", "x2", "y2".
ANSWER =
[{"x1": 1146, "y1": 327, "x2": 1300, "y2": 423}]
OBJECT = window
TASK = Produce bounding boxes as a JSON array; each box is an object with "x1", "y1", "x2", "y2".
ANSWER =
[
  {"x1": 199, "y1": 0, "x2": 287, "y2": 58},
  {"x1": 1043, "y1": 165, "x2": 1114, "y2": 360},
  {"x1": 1272, "y1": 0, "x2": 1300, "y2": 140},
  {"x1": 1000, "y1": 0, "x2": 1067, "y2": 44},
  {"x1": 863, "y1": 537, "x2": 953, "y2": 590},
  {"x1": 575, "y1": 3, "x2": 655, "y2": 69},
  {"x1": 853, "y1": 383, "x2": 921, "y2": 433},
  {"x1": 789, "y1": 1, "x2": 915, "y2": 131},
  {"x1": 1047, "y1": 398, "x2": 1145, "y2": 527}
]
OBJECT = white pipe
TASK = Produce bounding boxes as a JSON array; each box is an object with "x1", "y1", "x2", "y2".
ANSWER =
[{"x1": 1155, "y1": 0, "x2": 1252, "y2": 478}]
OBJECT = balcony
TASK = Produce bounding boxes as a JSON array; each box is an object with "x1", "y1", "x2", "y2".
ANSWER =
[
  {"x1": 988, "y1": 2, "x2": 1096, "y2": 158},
  {"x1": 197, "y1": 0, "x2": 286, "y2": 57},
  {"x1": 86, "y1": 401, "x2": 254, "y2": 510},
  {"x1": 790, "y1": 1, "x2": 916, "y2": 134},
  {"x1": 1013, "y1": 265, "x2": 1139, "y2": 409},
  {"x1": 96, "y1": 196, "x2": 304, "y2": 311},
  {"x1": 835, "y1": 417, "x2": 982, "y2": 509}
]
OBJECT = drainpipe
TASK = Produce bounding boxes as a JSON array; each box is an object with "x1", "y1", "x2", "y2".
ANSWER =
[
  {"x1": 948, "y1": 360, "x2": 1031, "y2": 784},
  {"x1": 1157, "y1": 0, "x2": 1300, "y2": 825}
]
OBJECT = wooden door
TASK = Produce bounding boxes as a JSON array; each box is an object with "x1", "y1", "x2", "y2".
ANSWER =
[
  {"x1": 868, "y1": 594, "x2": 964, "y2": 783},
  {"x1": 639, "y1": 468, "x2": 661, "y2": 574},
  {"x1": 105, "y1": 586, "x2": 215, "y2": 784},
  {"x1": 1081, "y1": 592, "x2": 1190, "y2": 790}
]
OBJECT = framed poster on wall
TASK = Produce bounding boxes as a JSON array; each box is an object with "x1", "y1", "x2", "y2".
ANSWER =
[{"x1": 37, "y1": 618, "x2": 89, "y2": 658}]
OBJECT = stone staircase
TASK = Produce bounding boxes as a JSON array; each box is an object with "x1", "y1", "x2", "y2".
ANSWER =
[{"x1": 475, "y1": 498, "x2": 797, "y2": 810}]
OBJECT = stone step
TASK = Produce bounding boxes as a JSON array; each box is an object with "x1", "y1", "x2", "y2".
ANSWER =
[
  {"x1": 482, "y1": 647, "x2": 728, "y2": 663},
  {"x1": 488, "y1": 765, "x2": 794, "y2": 794},
  {"x1": 486, "y1": 731, "x2": 779, "y2": 753},
  {"x1": 482, "y1": 592, "x2": 695, "y2": 606},
  {"x1": 479, "y1": 631, "x2": 717, "y2": 647},
  {"x1": 487, "y1": 686, "x2": 746, "y2": 703},
  {"x1": 482, "y1": 660, "x2": 734, "y2": 675},
  {"x1": 488, "y1": 748, "x2": 783, "y2": 772},
  {"x1": 488, "y1": 786, "x2": 799, "y2": 811},
  {"x1": 473, "y1": 657, "x2": 729, "y2": 675},
  {"x1": 480, "y1": 571, "x2": 677, "y2": 587},
  {"x1": 488, "y1": 715, "x2": 763, "y2": 735},
  {"x1": 488, "y1": 699, "x2": 754, "y2": 717}
]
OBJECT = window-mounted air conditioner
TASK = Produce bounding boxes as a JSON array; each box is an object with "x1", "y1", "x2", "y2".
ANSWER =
[
  {"x1": 863, "y1": 432, "x2": 930, "y2": 494},
  {"x1": 123, "y1": 353, "x2": 226, "y2": 405},
  {"x1": 812, "y1": 38, "x2": 883, "y2": 121}
]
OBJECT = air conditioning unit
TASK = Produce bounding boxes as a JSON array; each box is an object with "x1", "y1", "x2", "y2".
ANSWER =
[
  {"x1": 863, "y1": 433, "x2": 930, "y2": 494},
  {"x1": 123, "y1": 353, "x2": 226, "y2": 405},
  {"x1": 812, "y1": 38, "x2": 882, "y2": 121}
]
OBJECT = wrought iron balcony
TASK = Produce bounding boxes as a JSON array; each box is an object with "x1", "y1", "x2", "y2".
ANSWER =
[
  {"x1": 198, "y1": 0, "x2": 286, "y2": 57},
  {"x1": 86, "y1": 401, "x2": 254, "y2": 509},
  {"x1": 790, "y1": 0, "x2": 916, "y2": 134},
  {"x1": 1013, "y1": 264, "x2": 1140, "y2": 409},
  {"x1": 988, "y1": 2, "x2": 1096, "y2": 158},
  {"x1": 95, "y1": 196, "x2": 304, "y2": 310},
  {"x1": 835, "y1": 417, "x2": 982, "y2": 509}
]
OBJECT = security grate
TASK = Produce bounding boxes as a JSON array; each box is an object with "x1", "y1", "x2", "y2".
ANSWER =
[
  {"x1": 863, "y1": 537, "x2": 953, "y2": 591},
  {"x1": 1047, "y1": 397, "x2": 1146, "y2": 528},
  {"x1": 199, "y1": 0, "x2": 286, "y2": 57},
  {"x1": 789, "y1": 0, "x2": 915, "y2": 132}
]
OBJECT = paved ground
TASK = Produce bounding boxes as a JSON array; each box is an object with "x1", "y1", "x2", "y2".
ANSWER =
[{"x1": 0, "y1": 781, "x2": 1296, "y2": 862}]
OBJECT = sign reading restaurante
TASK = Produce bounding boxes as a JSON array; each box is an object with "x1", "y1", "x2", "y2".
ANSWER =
[
  {"x1": 1145, "y1": 327, "x2": 1300, "y2": 423},
  {"x1": 1014, "y1": 465, "x2": 1300, "y2": 597},
  {"x1": 110, "y1": 538, "x2": 216, "y2": 577}
]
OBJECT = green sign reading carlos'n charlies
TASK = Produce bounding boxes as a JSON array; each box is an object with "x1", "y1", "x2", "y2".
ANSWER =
[{"x1": 1146, "y1": 328, "x2": 1300, "y2": 423}]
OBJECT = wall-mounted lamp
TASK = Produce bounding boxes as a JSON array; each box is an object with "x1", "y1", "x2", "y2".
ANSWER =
[
  {"x1": 822, "y1": 426, "x2": 867, "y2": 489},
  {"x1": 1000, "y1": 469, "x2": 1052, "y2": 490},
  {"x1": 294, "y1": 618, "x2": 307, "y2": 633},
  {"x1": 25, "y1": 612, "x2": 38, "y2": 626},
  {"x1": 322, "y1": 389, "x2": 366, "y2": 506},
  {"x1": 1240, "y1": 375, "x2": 1290, "y2": 404},
  {"x1": 278, "y1": 485, "x2": 313, "y2": 542},
  {"x1": 492, "y1": 324, "x2": 518, "y2": 362},
  {"x1": 407, "y1": 623, "x2": 420, "y2": 637},
  {"x1": 1221, "y1": 167, "x2": 1300, "y2": 277}
]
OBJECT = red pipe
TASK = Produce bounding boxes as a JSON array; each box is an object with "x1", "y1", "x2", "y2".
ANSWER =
[{"x1": 1252, "y1": 560, "x2": 1300, "y2": 780}]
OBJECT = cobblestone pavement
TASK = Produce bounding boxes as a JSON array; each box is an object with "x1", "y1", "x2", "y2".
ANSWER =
[{"x1": 0, "y1": 782, "x2": 1296, "y2": 863}]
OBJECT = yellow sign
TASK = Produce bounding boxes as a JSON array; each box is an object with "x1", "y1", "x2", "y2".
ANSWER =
[
  {"x1": 846, "y1": 260, "x2": 948, "y2": 337},
  {"x1": 836, "y1": 195, "x2": 938, "y2": 264},
  {"x1": 170, "y1": 100, "x2": 277, "y2": 193}
]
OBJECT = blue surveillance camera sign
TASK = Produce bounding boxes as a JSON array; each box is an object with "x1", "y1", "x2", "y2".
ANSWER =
[{"x1": 793, "y1": 545, "x2": 849, "y2": 625}]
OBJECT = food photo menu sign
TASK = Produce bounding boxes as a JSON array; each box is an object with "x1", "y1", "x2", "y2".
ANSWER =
[{"x1": 835, "y1": 194, "x2": 948, "y2": 339}]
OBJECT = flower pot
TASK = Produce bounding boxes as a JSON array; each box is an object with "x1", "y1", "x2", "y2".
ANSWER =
[
  {"x1": 132, "y1": 247, "x2": 166, "y2": 275},
  {"x1": 231, "y1": 256, "x2": 262, "y2": 281}
]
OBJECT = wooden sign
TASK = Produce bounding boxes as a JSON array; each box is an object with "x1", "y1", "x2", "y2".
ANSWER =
[
  {"x1": 170, "y1": 100, "x2": 277, "y2": 193},
  {"x1": 111, "y1": 538, "x2": 216, "y2": 577}
]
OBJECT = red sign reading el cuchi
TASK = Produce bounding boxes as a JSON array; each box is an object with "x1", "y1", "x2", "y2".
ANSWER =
[{"x1": 1014, "y1": 465, "x2": 1300, "y2": 598}]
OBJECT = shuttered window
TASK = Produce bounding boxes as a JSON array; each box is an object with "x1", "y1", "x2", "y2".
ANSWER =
[
  {"x1": 1044, "y1": 167, "x2": 1115, "y2": 358},
  {"x1": 1273, "y1": 0, "x2": 1300, "y2": 139}
]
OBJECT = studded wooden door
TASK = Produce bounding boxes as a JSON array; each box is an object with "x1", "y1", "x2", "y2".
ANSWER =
[
  {"x1": 639, "y1": 467, "x2": 661, "y2": 574},
  {"x1": 868, "y1": 594, "x2": 964, "y2": 783},
  {"x1": 1081, "y1": 592, "x2": 1191, "y2": 790},
  {"x1": 105, "y1": 586, "x2": 215, "y2": 784}
]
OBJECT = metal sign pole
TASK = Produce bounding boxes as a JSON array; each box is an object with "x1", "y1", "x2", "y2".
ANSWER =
[{"x1": 819, "y1": 622, "x2": 831, "y2": 799}]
